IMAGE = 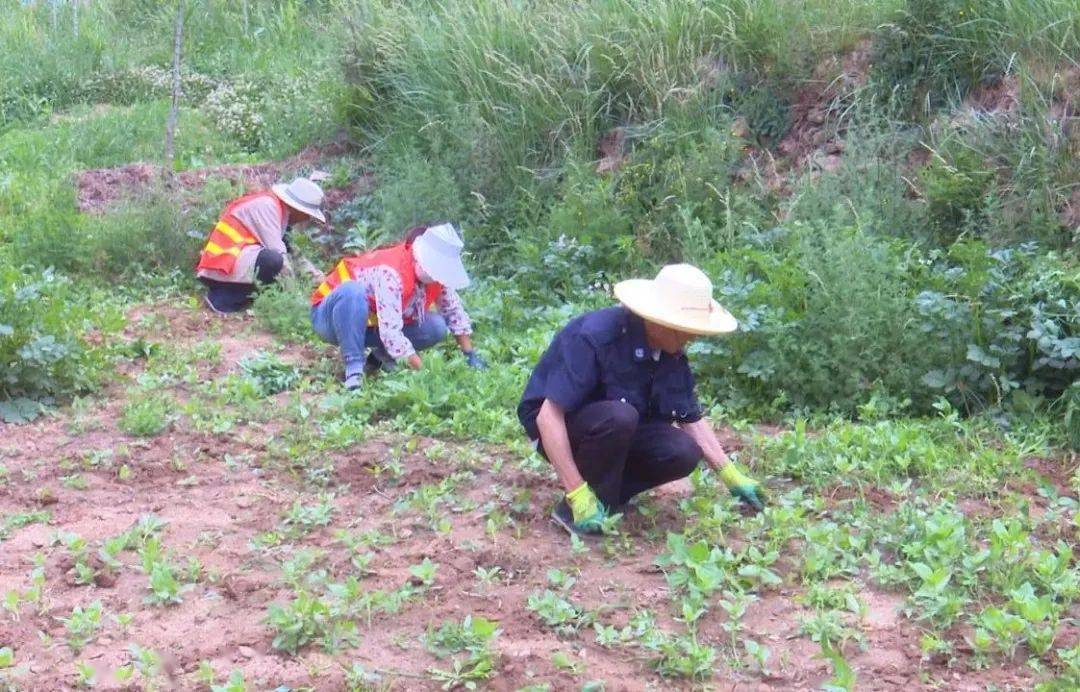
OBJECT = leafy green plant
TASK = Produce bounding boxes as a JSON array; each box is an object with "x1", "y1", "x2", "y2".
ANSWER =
[
  {"x1": 59, "y1": 601, "x2": 103, "y2": 654},
  {"x1": 118, "y1": 394, "x2": 173, "y2": 437},
  {"x1": 239, "y1": 351, "x2": 301, "y2": 396},
  {"x1": 282, "y1": 496, "x2": 335, "y2": 535},
  {"x1": 527, "y1": 590, "x2": 593, "y2": 637},
  {"x1": 144, "y1": 562, "x2": 185, "y2": 606},
  {"x1": 0, "y1": 267, "x2": 110, "y2": 416},
  {"x1": 425, "y1": 616, "x2": 501, "y2": 689}
]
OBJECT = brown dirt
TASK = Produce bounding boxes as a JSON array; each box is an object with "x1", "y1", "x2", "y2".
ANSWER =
[
  {"x1": 75, "y1": 138, "x2": 371, "y2": 216},
  {"x1": 0, "y1": 303, "x2": 1059, "y2": 691},
  {"x1": 776, "y1": 40, "x2": 873, "y2": 171}
]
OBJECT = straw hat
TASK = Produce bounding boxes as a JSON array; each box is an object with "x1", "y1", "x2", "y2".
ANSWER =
[
  {"x1": 271, "y1": 177, "x2": 326, "y2": 223},
  {"x1": 412, "y1": 223, "x2": 471, "y2": 290},
  {"x1": 614, "y1": 264, "x2": 737, "y2": 335}
]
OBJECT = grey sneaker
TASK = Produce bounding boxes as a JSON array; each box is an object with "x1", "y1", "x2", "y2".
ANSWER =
[{"x1": 343, "y1": 373, "x2": 362, "y2": 391}]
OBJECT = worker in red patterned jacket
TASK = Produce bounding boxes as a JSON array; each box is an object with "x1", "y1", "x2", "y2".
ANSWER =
[{"x1": 310, "y1": 223, "x2": 488, "y2": 390}]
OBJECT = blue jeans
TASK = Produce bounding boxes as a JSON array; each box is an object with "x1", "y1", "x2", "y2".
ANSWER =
[{"x1": 310, "y1": 281, "x2": 450, "y2": 377}]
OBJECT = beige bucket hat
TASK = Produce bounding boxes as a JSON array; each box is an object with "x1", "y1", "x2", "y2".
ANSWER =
[
  {"x1": 614, "y1": 263, "x2": 737, "y2": 335},
  {"x1": 272, "y1": 177, "x2": 326, "y2": 223}
]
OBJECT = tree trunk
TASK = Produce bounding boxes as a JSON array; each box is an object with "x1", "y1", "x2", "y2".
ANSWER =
[
  {"x1": 72, "y1": 0, "x2": 79, "y2": 39},
  {"x1": 163, "y1": 0, "x2": 185, "y2": 181},
  {"x1": 242, "y1": 0, "x2": 250, "y2": 36}
]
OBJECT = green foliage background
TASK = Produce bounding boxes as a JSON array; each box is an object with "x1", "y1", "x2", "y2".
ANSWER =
[{"x1": 0, "y1": 0, "x2": 1076, "y2": 441}]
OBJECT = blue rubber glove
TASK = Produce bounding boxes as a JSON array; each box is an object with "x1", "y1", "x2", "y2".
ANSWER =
[{"x1": 464, "y1": 350, "x2": 488, "y2": 370}]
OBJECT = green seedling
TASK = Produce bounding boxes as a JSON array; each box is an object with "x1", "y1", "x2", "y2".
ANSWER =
[
  {"x1": 551, "y1": 650, "x2": 584, "y2": 674},
  {"x1": 409, "y1": 558, "x2": 438, "y2": 587},
  {"x1": 424, "y1": 615, "x2": 500, "y2": 657},
  {"x1": 546, "y1": 568, "x2": 576, "y2": 591},
  {"x1": 743, "y1": 639, "x2": 771, "y2": 673},
  {"x1": 62, "y1": 474, "x2": 88, "y2": 490},
  {"x1": 527, "y1": 590, "x2": 593, "y2": 637},
  {"x1": 59, "y1": 601, "x2": 103, "y2": 654},
  {"x1": 425, "y1": 616, "x2": 500, "y2": 690},
  {"x1": 74, "y1": 661, "x2": 96, "y2": 689},
  {"x1": 119, "y1": 396, "x2": 173, "y2": 437},
  {"x1": 818, "y1": 642, "x2": 856, "y2": 692},
  {"x1": 211, "y1": 670, "x2": 247, "y2": 692},
  {"x1": 267, "y1": 591, "x2": 359, "y2": 654},
  {"x1": 644, "y1": 630, "x2": 716, "y2": 679},
  {"x1": 144, "y1": 562, "x2": 185, "y2": 606},
  {"x1": 282, "y1": 496, "x2": 335, "y2": 534},
  {"x1": 473, "y1": 566, "x2": 502, "y2": 590}
]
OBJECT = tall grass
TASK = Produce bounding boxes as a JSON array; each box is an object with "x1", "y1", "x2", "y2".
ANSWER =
[{"x1": 341, "y1": 0, "x2": 1078, "y2": 238}]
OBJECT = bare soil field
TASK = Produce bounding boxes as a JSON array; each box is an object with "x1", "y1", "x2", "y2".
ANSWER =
[{"x1": 0, "y1": 304, "x2": 1058, "y2": 691}]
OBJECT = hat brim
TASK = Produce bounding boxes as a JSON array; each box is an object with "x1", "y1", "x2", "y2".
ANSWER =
[
  {"x1": 412, "y1": 237, "x2": 471, "y2": 290},
  {"x1": 613, "y1": 279, "x2": 738, "y2": 336},
  {"x1": 272, "y1": 184, "x2": 326, "y2": 224}
]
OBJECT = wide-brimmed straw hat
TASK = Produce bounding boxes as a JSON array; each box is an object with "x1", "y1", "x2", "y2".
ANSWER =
[
  {"x1": 614, "y1": 264, "x2": 737, "y2": 335},
  {"x1": 271, "y1": 177, "x2": 326, "y2": 224},
  {"x1": 412, "y1": 223, "x2": 471, "y2": 290}
]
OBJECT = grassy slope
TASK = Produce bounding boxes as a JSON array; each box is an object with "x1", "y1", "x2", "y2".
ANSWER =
[{"x1": 0, "y1": 1, "x2": 1078, "y2": 687}]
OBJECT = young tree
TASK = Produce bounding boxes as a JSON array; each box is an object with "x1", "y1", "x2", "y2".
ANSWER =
[{"x1": 163, "y1": 0, "x2": 185, "y2": 180}]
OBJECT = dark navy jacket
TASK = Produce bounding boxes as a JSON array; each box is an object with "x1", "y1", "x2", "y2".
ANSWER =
[{"x1": 518, "y1": 307, "x2": 703, "y2": 439}]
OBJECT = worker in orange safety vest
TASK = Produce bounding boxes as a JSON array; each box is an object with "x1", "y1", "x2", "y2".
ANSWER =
[{"x1": 196, "y1": 177, "x2": 325, "y2": 313}]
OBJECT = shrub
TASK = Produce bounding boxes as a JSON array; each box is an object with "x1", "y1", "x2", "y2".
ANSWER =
[
  {"x1": 0, "y1": 265, "x2": 107, "y2": 419},
  {"x1": 696, "y1": 230, "x2": 1078, "y2": 418},
  {"x1": 915, "y1": 242, "x2": 1079, "y2": 411},
  {"x1": 84, "y1": 188, "x2": 208, "y2": 279},
  {"x1": 919, "y1": 147, "x2": 995, "y2": 241},
  {"x1": 375, "y1": 153, "x2": 468, "y2": 238},
  {"x1": 698, "y1": 223, "x2": 938, "y2": 415}
]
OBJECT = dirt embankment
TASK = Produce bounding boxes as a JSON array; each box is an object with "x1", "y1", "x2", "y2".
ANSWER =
[{"x1": 75, "y1": 138, "x2": 370, "y2": 216}]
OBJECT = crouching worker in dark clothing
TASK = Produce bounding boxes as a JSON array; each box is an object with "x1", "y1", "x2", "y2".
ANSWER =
[
  {"x1": 517, "y1": 264, "x2": 765, "y2": 536},
  {"x1": 195, "y1": 177, "x2": 326, "y2": 313}
]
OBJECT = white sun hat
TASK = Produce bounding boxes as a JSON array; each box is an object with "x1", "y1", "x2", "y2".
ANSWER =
[
  {"x1": 271, "y1": 177, "x2": 326, "y2": 224},
  {"x1": 613, "y1": 263, "x2": 738, "y2": 335},
  {"x1": 412, "y1": 223, "x2": 471, "y2": 290}
]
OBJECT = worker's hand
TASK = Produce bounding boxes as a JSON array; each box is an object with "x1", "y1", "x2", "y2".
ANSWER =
[
  {"x1": 566, "y1": 482, "x2": 606, "y2": 533},
  {"x1": 463, "y1": 350, "x2": 488, "y2": 370},
  {"x1": 718, "y1": 463, "x2": 765, "y2": 512},
  {"x1": 406, "y1": 354, "x2": 423, "y2": 370}
]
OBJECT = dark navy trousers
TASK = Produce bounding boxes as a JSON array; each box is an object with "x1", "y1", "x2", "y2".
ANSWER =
[{"x1": 540, "y1": 400, "x2": 703, "y2": 508}]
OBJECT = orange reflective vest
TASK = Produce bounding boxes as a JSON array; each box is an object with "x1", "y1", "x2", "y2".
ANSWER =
[
  {"x1": 311, "y1": 242, "x2": 443, "y2": 327},
  {"x1": 195, "y1": 191, "x2": 286, "y2": 275}
]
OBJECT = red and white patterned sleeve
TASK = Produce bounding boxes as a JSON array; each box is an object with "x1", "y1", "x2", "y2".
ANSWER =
[
  {"x1": 435, "y1": 287, "x2": 473, "y2": 336},
  {"x1": 364, "y1": 266, "x2": 415, "y2": 360}
]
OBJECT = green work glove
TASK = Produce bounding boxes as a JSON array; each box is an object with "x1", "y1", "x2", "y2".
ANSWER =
[
  {"x1": 718, "y1": 463, "x2": 765, "y2": 512},
  {"x1": 566, "y1": 482, "x2": 607, "y2": 532}
]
